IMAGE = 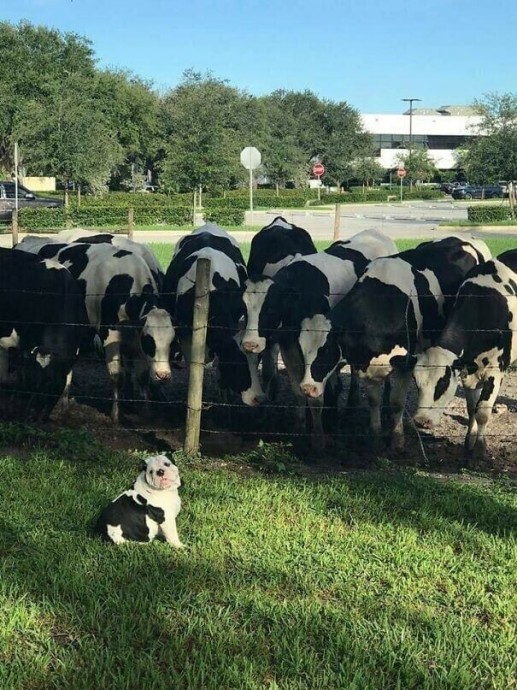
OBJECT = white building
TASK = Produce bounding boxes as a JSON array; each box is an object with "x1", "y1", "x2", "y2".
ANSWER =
[{"x1": 361, "y1": 105, "x2": 482, "y2": 171}]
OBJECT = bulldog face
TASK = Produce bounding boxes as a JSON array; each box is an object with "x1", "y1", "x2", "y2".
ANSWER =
[{"x1": 144, "y1": 455, "x2": 181, "y2": 491}]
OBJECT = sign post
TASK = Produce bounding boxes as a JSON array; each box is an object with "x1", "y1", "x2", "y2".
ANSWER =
[
  {"x1": 312, "y1": 163, "x2": 325, "y2": 201},
  {"x1": 397, "y1": 167, "x2": 406, "y2": 201},
  {"x1": 240, "y1": 147, "x2": 261, "y2": 224}
]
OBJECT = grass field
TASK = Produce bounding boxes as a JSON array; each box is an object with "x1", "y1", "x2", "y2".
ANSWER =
[
  {"x1": 1, "y1": 429, "x2": 517, "y2": 690},
  {"x1": 2, "y1": 235, "x2": 517, "y2": 689},
  {"x1": 149, "y1": 237, "x2": 517, "y2": 271}
]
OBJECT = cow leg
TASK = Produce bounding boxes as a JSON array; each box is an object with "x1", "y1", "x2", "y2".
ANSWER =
[
  {"x1": 262, "y1": 343, "x2": 279, "y2": 401},
  {"x1": 103, "y1": 328, "x2": 122, "y2": 424},
  {"x1": 346, "y1": 366, "x2": 361, "y2": 411},
  {"x1": 0, "y1": 347, "x2": 9, "y2": 383},
  {"x1": 470, "y1": 375, "x2": 502, "y2": 461},
  {"x1": 54, "y1": 369, "x2": 74, "y2": 413},
  {"x1": 365, "y1": 379, "x2": 383, "y2": 447},
  {"x1": 464, "y1": 386, "x2": 483, "y2": 454},
  {"x1": 321, "y1": 371, "x2": 342, "y2": 436},
  {"x1": 389, "y1": 370, "x2": 413, "y2": 451},
  {"x1": 280, "y1": 344, "x2": 309, "y2": 430}
]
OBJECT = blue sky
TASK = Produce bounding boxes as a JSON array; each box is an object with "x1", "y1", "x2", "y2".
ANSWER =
[{"x1": 4, "y1": 0, "x2": 516, "y2": 112}]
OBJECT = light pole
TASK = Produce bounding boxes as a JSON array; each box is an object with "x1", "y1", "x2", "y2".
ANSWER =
[{"x1": 402, "y1": 98, "x2": 421, "y2": 189}]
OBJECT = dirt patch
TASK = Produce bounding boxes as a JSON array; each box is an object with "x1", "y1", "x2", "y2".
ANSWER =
[{"x1": 1, "y1": 355, "x2": 517, "y2": 477}]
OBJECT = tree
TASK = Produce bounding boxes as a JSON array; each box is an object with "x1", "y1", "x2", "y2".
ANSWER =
[
  {"x1": 460, "y1": 93, "x2": 517, "y2": 183},
  {"x1": 395, "y1": 147, "x2": 438, "y2": 183},
  {"x1": 159, "y1": 71, "x2": 259, "y2": 194},
  {"x1": 352, "y1": 155, "x2": 385, "y2": 189}
]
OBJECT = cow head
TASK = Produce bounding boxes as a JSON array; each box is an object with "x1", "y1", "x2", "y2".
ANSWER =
[
  {"x1": 298, "y1": 314, "x2": 343, "y2": 399},
  {"x1": 139, "y1": 307, "x2": 175, "y2": 383},
  {"x1": 241, "y1": 276, "x2": 279, "y2": 354},
  {"x1": 216, "y1": 333, "x2": 266, "y2": 407},
  {"x1": 391, "y1": 346, "x2": 461, "y2": 428}
]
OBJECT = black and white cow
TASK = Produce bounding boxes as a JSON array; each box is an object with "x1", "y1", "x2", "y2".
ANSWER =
[
  {"x1": 0, "y1": 248, "x2": 85, "y2": 417},
  {"x1": 18, "y1": 230, "x2": 164, "y2": 289},
  {"x1": 15, "y1": 241, "x2": 175, "y2": 422},
  {"x1": 402, "y1": 250, "x2": 517, "y2": 459},
  {"x1": 241, "y1": 229, "x2": 397, "y2": 443},
  {"x1": 326, "y1": 236, "x2": 491, "y2": 450},
  {"x1": 247, "y1": 216, "x2": 316, "y2": 277},
  {"x1": 163, "y1": 224, "x2": 265, "y2": 407},
  {"x1": 243, "y1": 216, "x2": 317, "y2": 398}
]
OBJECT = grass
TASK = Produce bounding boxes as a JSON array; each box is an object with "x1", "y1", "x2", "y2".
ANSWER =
[
  {"x1": 149, "y1": 237, "x2": 517, "y2": 271},
  {"x1": 1, "y1": 430, "x2": 516, "y2": 690},
  {"x1": 441, "y1": 220, "x2": 517, "y2": 228}
]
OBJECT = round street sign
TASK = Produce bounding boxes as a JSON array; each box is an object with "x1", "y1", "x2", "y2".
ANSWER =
[
  {"x1": 240, "y1": 146, "x2": 261, "y2": 170},
  {"x1": 313, "y1": 163, "x2": 325, "y2": 177},
  {"x1": 397, "y1": 168, "x2": 407, "y2": 178}
]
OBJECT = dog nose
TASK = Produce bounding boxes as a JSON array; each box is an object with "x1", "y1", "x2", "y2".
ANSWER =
[{"x1": 157, "y1": 469, "x2": 165, "y2": 476}]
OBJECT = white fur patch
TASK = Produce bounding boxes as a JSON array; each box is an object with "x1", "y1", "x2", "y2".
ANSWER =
[
  {"x1": 176, "y1": 248, "x2": 240, "y2": 297},
  {"x1": 242, "y1": 277, "x2": 274, "y2": 352},
  {"x1": 360, "y1": 344, "x2": 408, "y2": 381}
]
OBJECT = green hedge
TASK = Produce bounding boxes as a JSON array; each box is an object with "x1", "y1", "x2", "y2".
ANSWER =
[
  {"x1": 203, "y1": 207, "x2": 245, "y2": 226},
  {"x1": 69, "y1": 192, "x2": 193, "y2": 207},
  {"x1": 18, "y1": 205, "x2": 192, "y2": 231},
  {"x1": 467, "y1": 206, "x2": 513, "y2": 223}
]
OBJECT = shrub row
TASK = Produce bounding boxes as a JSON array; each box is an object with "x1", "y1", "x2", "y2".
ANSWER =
[
  {"x1": 18, "y1": 205, "x2": 192, "y2": 231},
  {"x1": 203, "y1": 207, "x2": 245, "y2": 226},
  {"x1": 467, "y1": 206, "x2": 514, "y2": 223}
]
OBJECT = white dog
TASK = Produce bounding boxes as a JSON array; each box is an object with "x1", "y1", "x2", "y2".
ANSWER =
[{"x1": 95, "y1": 455, "x2": 183, "y2": 546}]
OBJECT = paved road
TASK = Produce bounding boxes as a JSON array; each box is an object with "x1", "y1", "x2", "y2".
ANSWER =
[{"x1": 2, "y1": 200, "x2": 516, "y2": 248}]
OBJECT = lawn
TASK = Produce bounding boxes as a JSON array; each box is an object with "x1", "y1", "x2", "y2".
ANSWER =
[
  {"x1": 149, "y1": 237, "x2": 517, "y2": 270},
  {"x1": 1, "y1": 429, "x2": 516, "y2": 690}
]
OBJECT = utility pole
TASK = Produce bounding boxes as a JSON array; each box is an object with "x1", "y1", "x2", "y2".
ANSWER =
[{"x1": 402, "y1": 98, "x2": 421, "y2": 190}]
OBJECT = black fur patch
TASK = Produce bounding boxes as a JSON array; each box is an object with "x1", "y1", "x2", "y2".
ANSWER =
[
  {"x1": 479, "y1": 376, "x2": 495, "y2": 402},
  {"x1": 434, "y1": 367, "x2": 452, "y2": 401},
  {"x1": 113, "y1": 250, "x2": 132, "y2": 258}
]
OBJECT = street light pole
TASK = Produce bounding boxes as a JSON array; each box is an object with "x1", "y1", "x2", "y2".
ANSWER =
[{"x1": 402, "y1": 98, "x2": 421, "y2": 190}]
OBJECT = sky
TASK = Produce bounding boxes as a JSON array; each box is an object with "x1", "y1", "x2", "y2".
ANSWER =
[{"x1": 3, "y1": 0, "x2": 517, "y2": 113}]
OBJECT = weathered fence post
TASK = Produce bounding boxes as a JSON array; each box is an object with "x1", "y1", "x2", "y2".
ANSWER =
[
  {"x1": 192, "y1": 189, "x2": 197, "y2": 226},
  {"x1": 128, "y1": 207, "x2": 134, "y2": 240},
  {"x1": 11, "y1": 210, "x2": 18, "y2": 247},
  {"x1": 184, "y1": 257, "x2": 211, "y2": 455},
  {"x1": 333, "y1": 203, "x2": 341, "y2": 241}
]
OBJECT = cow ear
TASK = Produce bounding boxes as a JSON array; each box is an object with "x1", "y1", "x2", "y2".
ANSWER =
[{"x1": 390, "y1": 354, "x2": 417, "y2": 372}]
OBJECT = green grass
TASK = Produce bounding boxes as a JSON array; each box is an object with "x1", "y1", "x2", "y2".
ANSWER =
[
  {"x1": 1, "y1": 432, "x2": 516, "y2": 690},
  {"x1": 441, "y1": 220, "x2": 517, "y2": 228},
  {"x1": 149, "y1": 237, "x2": 517, "y2": 271}
]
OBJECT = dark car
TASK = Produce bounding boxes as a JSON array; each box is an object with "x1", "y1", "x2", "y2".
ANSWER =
[
  {"x1": 440, "y1": 181, "x2": 469, "y2": 195},
  {"x1": 0, "y1": 181, "x2": 64, "y2": 222},
  {"x1": 451, "y1": 184, "x2": 505, "y2": 200}
]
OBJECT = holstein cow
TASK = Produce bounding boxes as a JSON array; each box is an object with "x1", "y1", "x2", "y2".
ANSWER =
[
  {"x1": 18, "y1": 230, "x2": 164, "y2": 289},
  {"x1": 242, "y1": 229, "x2": 397, "y2": 444},
  {"x1": 163, "y1": 224, "x2": 265, "y2": 407},
  {"x1": 0, "y1": 248, "x2": 85, "y2": 418},
  {"x1": 326, "y1": 236, "x2": 491, "y2": 450},
  {"x1": 244, "y1": 216, "x2": 317, "y2": 398},
  {"x1": 15, "y1": 241, "x2": 175, "y2": 422},
  {"x1": 402, "y1": 249, "x2": 517, "y2": 460}
]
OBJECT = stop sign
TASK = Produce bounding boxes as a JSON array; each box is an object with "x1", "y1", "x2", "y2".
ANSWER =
[
  {"x1": 313, "y1": 163, "x2": 325, "y2": 177},
  {"x1": 397, "y1": 168, "x2": 407, "y2": 178}
]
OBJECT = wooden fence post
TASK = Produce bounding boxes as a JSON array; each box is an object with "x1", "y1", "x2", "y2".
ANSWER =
[
  {"x1": 333, "y1": 203, "x2": 341, "y2": 241},
  {"x1": 184, "y1": 257, "x2": 211, "y2": 455},
  {"x1": 11, "y1": 210, "x2": 18, "y2": 247},
  {"x1": 128, "y1": 207, "x2": 134, "y2": 240}
]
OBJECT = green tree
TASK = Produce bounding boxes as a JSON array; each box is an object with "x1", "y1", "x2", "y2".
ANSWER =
[
  {"x1": 460, "y1": 92, "x2": 517, "y2": 183},
  {"x1": 352, "y1": 155, "x2": 385, "y2": 188},
  {"x1": 395, "y1": 147, "x2": 438, "y2": 183}
]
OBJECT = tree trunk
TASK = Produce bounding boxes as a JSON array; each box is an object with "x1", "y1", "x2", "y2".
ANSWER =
[
  {"x1": 77, "y1": 183, "x2": 82, "y2": 207},
  {"x1": 276, "y1": 182, "x2": 279, "y2": 197}
]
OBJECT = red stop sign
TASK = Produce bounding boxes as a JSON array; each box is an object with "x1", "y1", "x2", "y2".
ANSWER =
[
  {"x1": 397, "y1": 168, "x2": 407, "y2": 178},
  {"x1": 313, "y1": 163, "x2": 325, "y2": 177}
]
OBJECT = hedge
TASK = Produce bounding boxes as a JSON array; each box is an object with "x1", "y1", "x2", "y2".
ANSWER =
[
  {"x1": 203, "y1": 207, "x2": 245, "y2": 226},
  {"x1": 18, "y1": 205, "x2": 192, "y2": 231},
  {"x1": 467, "y1": 205, "x2": 513, "y2": 223}
]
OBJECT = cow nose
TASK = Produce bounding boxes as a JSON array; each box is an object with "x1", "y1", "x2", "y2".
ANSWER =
[
  {"x1": 413, "y1": 415, "x2": 434, "y2": 429},
  {"x1": 301, "y1": 383, "x2": 320, "y2": 398},
  {"x1": 242, "y1": 341, "x2": 258, "y2": 353},
  {"x1": 155, "y1": 369, "x2": 171, "y2": 381}
]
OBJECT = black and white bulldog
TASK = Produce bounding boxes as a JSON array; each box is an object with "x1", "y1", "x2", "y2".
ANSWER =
[{"x1": 95, "y1": 455, "x2": 183, "y2": 546}]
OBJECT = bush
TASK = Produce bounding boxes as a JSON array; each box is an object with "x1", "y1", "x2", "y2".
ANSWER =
[
  {"x1": 467, "y1": 205, "x2": 513, "y2": 223},
  {"x1": 203, "y1": 207, "x2": 245, "y2": 226},
  {"x1": 18, "y1": 205, "x2": 192, "y2": 231}
]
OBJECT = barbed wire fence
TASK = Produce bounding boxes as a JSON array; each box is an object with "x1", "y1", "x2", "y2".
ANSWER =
[{"x1": 1, "y1": 255, "x2": 516, "y2": 464}]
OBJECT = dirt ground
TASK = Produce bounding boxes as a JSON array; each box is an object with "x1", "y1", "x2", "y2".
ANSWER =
[{"x1": 2, "y1": 352, "x2": 516, "y2": 478}]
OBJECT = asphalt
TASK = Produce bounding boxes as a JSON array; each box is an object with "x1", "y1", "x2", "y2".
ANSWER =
[{"x1": 1, "y1": 200, "x2": 516, "y2": 248}]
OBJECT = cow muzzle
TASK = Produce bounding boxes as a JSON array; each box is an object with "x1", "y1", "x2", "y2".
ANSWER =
[
  {"x1": 301, "y1": 382, "x2": 323, "y2": 399},
  {"x1": 413, "y1": 413, "x2": 435, "y2": 430},
  {"x1": 153, "y1": 368, "x2": 172, "y2": 382}
]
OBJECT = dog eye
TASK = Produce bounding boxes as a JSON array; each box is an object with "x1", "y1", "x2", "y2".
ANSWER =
[{"x1": 164, "y1": 462, "x2": 171, "y2": 467}]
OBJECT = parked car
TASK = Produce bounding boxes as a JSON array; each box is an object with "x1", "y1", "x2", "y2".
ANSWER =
[
  {"x1": 440, "y1": 181, "x2": 469, "y2": 195},
  {"x1": 0, "y1": 181, "x2": 64, "y2": 222},
  {"x1": 451, "y1": 184, "x2": 505, "y2": 200}
]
